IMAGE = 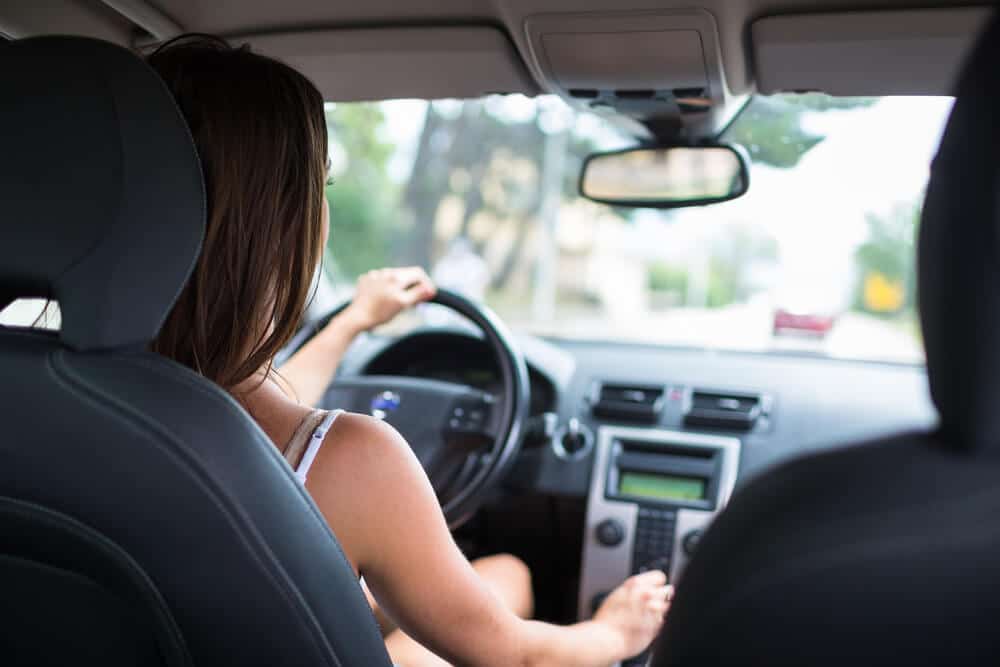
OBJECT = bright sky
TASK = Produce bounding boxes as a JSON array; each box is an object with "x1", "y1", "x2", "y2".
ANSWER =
[{"x1": 631, "y1": 96, "x2": 954, "y2": 305}]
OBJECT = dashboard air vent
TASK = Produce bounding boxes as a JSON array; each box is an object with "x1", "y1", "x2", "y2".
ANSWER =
[
  {"x1": 591, "y1": 382, "x2": 665, "y2": 423},
  {"x1": 684, "y1": 389, "x2": 762, "y2": 431}
]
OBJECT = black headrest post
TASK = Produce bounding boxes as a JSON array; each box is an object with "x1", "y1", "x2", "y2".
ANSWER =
[
  {"x1": 919, "y1": 10, "x2": 1000, "y2": 451},
  {"x1": 0, "y1": 36, "x2": 204, "y2": 351}
]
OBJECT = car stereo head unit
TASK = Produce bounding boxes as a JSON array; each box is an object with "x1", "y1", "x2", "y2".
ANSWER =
[{"x1": 578, "y1": 425, "x2": 741, "y2": 656}]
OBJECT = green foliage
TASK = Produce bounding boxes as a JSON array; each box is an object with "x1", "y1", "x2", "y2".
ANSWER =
[
  {"x1": 783, "y1": 93, "x2": 878, "y2": 112},
  {"x1": 853, "y1": 200, "x2": 920, "y2": 315},
  {"x1": 725, "y1": 94, "x2": 877, "y2": 169},
  {"x1": 327, "y1": 104, "x2": 394, "y2": 168},
  {"x1": 706, "y1": 258, "x2": 737, "y2": 308},
  {"x1": 324, "y1": 104, "x2": 398, "y2": 278},
  {"x1": 647, "y1": 262, "x2": 689, "y2": 295},
  {"x1": 324, "y1": 181, "x2": 393, "y2": 278}
]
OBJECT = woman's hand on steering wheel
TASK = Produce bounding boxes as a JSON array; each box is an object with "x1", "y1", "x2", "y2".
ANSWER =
[{"x1": 338, "y1": 266, "x2": 436, "y2": 333}]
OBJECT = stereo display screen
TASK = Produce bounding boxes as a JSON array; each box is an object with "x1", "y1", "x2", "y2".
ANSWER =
[{"x1": 619, "y1": 471, "x2": 706, "y2": 502}]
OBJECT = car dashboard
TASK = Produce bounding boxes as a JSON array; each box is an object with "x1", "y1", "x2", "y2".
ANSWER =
[{"x1": 339, "y1": 327, "x2": 934, "y2": 656}]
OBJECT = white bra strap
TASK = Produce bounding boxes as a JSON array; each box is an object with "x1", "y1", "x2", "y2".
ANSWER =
[{"x1": 294, "y1": 409, "x2": 342, "y2": 485}]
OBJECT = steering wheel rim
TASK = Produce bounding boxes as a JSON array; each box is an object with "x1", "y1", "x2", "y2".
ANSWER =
[{"x1": 282, "y1": 288, "x2": 530, "y2": 528}]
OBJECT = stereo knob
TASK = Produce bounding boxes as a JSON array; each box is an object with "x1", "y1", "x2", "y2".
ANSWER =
[
  {"x1": 682, "y1": 529, "x2": 703, "y2": 556},
  {"x1": 595, "y1": 518, "x2": 625, "y2": 547}
]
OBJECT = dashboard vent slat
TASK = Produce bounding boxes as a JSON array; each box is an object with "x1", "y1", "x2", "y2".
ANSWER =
[
  {"x1": 591, "y1": 382, "x2": 665, "y2": 423},
  {"x1": 684, "y1": 389, "x2": 762, "y2": 431}
]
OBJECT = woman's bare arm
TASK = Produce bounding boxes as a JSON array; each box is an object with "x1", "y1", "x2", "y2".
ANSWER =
[
  {"x1": 280, "y1": 267, "x2": 435, "y2": 406},
  {"x1": 279, "y1": 306, "x2": 368, "y2": 407},
  {"x1": 305, "y1": 413, "x2": 669, "y2": 667}
]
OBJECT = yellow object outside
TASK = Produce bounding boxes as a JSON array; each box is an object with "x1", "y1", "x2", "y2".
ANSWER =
[{"x1": 864, "y1": 272, "x2": 905, "y2": 313}]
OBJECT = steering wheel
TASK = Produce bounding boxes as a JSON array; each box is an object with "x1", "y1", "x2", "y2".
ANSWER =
[{"x1": 282, "y1": 289, "x2": 530, "y2": 528}]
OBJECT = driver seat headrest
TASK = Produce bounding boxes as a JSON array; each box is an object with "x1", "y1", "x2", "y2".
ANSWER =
[{"x1": 0, "y1": 36, "x2": 204, "y2": 351}]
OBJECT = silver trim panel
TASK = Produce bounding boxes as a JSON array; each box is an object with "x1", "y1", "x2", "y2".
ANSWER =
[{"x1": 578, "y1": 426, "x2": 740, "y2": 624}]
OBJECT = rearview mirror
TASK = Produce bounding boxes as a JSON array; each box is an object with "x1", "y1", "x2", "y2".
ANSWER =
[{"x1": 579, "y1": 144, "x2": 749, "y2": 208}]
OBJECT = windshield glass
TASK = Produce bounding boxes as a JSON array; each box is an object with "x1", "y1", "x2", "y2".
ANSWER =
[
  {"x1": 319, "y1": 93, "x2": 952, "y2": 364},
  {"x1": 322, "y1": 93, "x2": 954, "y2": 363}
]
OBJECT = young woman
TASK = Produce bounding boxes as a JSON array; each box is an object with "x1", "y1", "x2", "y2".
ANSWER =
[{"x1": 149, "y1": 35, "x2": 671, "y2": 667}]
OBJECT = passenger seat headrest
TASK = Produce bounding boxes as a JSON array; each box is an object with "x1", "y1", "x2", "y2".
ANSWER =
[
  {"x1": 0, "y1": 36, "x2": 204, "y2": 351},
  {"x1": 919, "y1": 10, "x2": 1000, "y2": 450}
]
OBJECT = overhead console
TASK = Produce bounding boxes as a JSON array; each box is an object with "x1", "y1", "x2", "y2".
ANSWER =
[
  {"x1": 523, "y1": 9, "x2": 744, "y2": 140},
  {"x1": 578, "y1": 425, "x2": 740, "y2": 666},
  {"x1": 753, "y1": 7, "x2": 991, "y2": 97}
]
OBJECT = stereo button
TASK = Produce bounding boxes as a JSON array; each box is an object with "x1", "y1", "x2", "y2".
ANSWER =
[{"x1": 595, "y1": 519, "x2": 625, "y2": 547}]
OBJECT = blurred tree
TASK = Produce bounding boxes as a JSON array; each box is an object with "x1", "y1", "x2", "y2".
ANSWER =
[
  {"x1": 647, "y1": 262, "x2": 689, "y2": 297},
  {"x1": 853, "y1": 200, "x2": 920, "y2": 315},
  {"x1": 324, "y1": 104, "x2": 398, "y2": 278},
  {"x1": 398, "y1": 97, "x2": 611, "y2": 290},
  {"x1": 706, "y1": 224, "x2": 779, "y2": 307},
  {"x1": 725, "y1": 94, "x2": 877, "y2": 169}
]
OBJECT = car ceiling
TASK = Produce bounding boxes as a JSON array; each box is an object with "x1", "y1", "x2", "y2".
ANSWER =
[
  {"x1": 152, "y1": 0, "x2": 984, "y2": 92},
  {"x1": 0, "y1": 0, "x2": 989, "y2": 141}
]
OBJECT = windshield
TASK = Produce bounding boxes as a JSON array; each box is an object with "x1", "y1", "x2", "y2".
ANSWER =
[
  {"x1": 0, "y1": 94, "x2": 950, "y2": 364},
  {"x1": 319, "y1": 93, "x2": 952, "y2": 364}
]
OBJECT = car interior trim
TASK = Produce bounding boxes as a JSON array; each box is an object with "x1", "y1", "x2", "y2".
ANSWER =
[
  {"x1": 577, "y1": 426, "x2": 740, "y2": 627},
  {"x1": 230, "y1": 26, "x2": 540, "y2": 102},
  {"x1": 753, "y1": 7, "x2": 991, "y2": 96},
  {"x1": 100, "y1": 0, "x2": 183, "y2": 41}
]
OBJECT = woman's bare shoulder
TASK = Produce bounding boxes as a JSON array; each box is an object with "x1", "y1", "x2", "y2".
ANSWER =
[
  {"x1": 326, "y1": 411, "x2": 410, "y2": 458},
  {"x1": 306, "y1": 411, "x2": 431, "y2": 570},
  {"x1": 310, "y1": 411, "x2": 424, "y2": 497}
]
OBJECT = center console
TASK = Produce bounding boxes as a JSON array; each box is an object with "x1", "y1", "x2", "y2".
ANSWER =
[{"x1": 578, "y1": 425, "x2": 741, "y2": 665}]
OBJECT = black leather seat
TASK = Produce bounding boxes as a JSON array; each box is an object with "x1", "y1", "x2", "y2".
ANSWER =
[
  {"x1": 0, "y1": 36, "x2": 391, "y2": 667},
  {"x1": 651, "y1": 10, "x2": 1000, "y2": 667}
]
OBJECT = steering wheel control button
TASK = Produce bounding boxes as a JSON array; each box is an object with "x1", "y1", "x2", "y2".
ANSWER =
[
  {"x1": 682, "y1": 529, "x2": 703, "y2": 556},
  {"x1": 595, "y1": 518, "x2": 625, "y2": 547},
  {"x1": 445, "y1": 396, "x2": 494, "y2": 439}
]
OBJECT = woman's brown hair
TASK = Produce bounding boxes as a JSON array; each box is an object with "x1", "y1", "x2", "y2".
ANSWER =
[{"x1": 148, "y1": 35, "x2": 328, "y2": 389}]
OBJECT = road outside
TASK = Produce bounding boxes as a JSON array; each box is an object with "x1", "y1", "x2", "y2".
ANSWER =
[{"x1": 511, "y1": 302, "x2": 923, "y2": 364}]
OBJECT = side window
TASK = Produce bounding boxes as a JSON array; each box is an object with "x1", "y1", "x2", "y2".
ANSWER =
[{"x1": 0, "y1": 299, "x2": 61, "y2": 330}]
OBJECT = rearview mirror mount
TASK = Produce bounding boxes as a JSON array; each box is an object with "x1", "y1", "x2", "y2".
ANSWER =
[{"x1": 579, "y1": 144, "x2": 750, "y2": 209}]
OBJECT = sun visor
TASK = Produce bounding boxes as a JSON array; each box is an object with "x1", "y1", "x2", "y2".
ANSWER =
[
  {"x1": 238, "y1": 26, "x2": 540, "y2": 102},
  {"x1": 753, "y1": 8, "x2": 991, "y2": 97}
]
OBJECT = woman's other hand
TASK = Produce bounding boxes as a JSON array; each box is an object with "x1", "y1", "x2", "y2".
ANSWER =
[
  {"x1": 593, "y1": 570, "x2": 672, "y2": 660},
  {"x1": 343, "y1": 267, "x2": 436, "y2": 332}
]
